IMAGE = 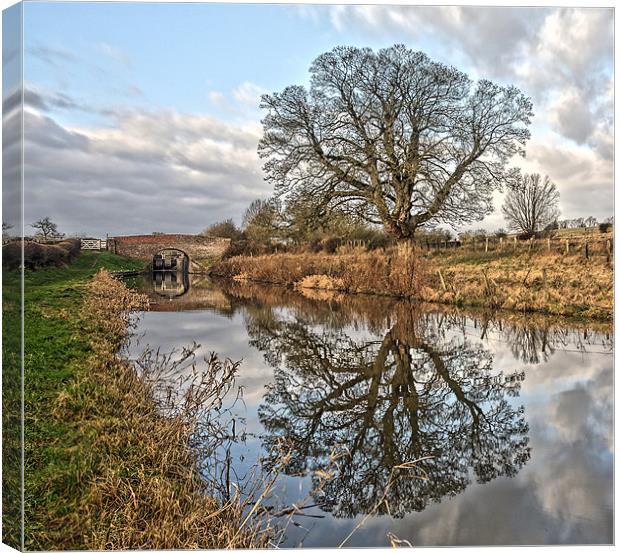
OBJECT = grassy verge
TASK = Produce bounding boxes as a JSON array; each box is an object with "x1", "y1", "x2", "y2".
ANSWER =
[
  {"x1": 212, "y1": 247, "x2": 613, "y2": 321},
  {"x1": 7, "y1": 251, "x2": 272, "y2": 549}
]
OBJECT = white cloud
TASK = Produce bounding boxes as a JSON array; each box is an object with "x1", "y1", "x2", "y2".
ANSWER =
[
  {"x1": 232, "y1": 81, "x2": 267, "y2": 109},
  {"x1": 21, "y1": 91, "x2": 269, "y2": 236}
]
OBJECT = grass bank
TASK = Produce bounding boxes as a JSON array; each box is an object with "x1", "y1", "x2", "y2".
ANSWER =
[
  {"x1": 6, "y1": 251, "x2": 273, "y2": 549},
  {"x1": 211, "y1": 247, "x2": 613, "y2": 321}
]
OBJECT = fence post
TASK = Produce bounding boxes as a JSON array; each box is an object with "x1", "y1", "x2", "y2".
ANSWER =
[
  {"x1": 514, "y1": 236, "x2": 517, "y2": 251},
  {"x1": 547, "y1": 237, "x2": 551, "y2": 253},
  {"x1": 606, "y1": 239, "x2": 612, "y2": 263},
  {"x1": 585, "y1": 241, "x2": 589, "y2": 260},
  {"x1": 565, "y1": 239, "x2": 569, "y2": 255},
  {"x1": 485, "y1": 237, "x2": 489, "y2": 253},
  {"x1": 499, "y1": 237, "x2": 503, "y2": 252}
]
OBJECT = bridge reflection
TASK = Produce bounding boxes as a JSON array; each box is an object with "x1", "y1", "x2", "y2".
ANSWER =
[{"x1": 152, "y1": 270, "x2": 190, "y2": 299}]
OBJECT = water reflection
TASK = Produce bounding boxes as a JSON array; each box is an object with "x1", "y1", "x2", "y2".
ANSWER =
[
  {"x1": 250, "y1": 305, "x2": 530, "y2": 518},
  {"x1": 152, "y1": 270, "x2": 190, "y2": 298}
]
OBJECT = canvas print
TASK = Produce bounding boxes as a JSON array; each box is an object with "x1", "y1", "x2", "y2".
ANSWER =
[{"x1": 2, "y1": 2, "x2": 614, "y2": 550}]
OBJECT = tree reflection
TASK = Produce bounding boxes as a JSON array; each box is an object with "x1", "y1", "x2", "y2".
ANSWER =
[{"x1": 252, "y1": 307, "x2": 530, "y2": 518}]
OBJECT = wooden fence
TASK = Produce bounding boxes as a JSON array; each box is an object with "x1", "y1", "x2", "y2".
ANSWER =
[
  {"x1": 341, "y1": 234, "x2": 614, "y2": 260},
  {"x1": 80, "y1": 238, "x2": 107, "y2": 250},
  {"x1": 423, "y1": 234, "x2": 614, "y2": 260}
]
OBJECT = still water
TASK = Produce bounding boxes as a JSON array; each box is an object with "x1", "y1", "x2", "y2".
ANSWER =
[{"x1": 128, "y1": 272, "x2": 613, "y2": 547}]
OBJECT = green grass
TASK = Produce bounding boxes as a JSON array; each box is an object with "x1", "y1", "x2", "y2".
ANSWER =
[{"x1": 2, "y1": 250, "x2": 144, "y2": 549}]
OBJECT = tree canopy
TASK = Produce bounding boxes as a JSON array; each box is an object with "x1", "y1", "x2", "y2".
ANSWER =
[
  {"x1": 259, "y1": 44, "x2": 533, "y2": 240},
  {"x1": 31, "y1": 217, "x2": 62, "y2": 240},
  {"x1": 202, "y1": 218, "x2": 243, "y2": 241}
]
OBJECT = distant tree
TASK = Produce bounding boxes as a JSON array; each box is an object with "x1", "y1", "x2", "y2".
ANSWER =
[
  {"x1": 242, "y1": 199, "x2": 281, "y2": 243},
  {"x1": 543, "y1": 219, "x2": 559, "y2": 232},
  {"x1": 585, "y1": 216, "x2": 598, "y2": 228},
  {"x1": 31, "y1": 217, "x2": 62, "y2": 241},
  {"x1": 605, "y1": 216, "x2": 614, "y2": 225},
  {"x1": 278, "y1": 191, "x2": 367, "y2": 244},
  {"x1": 501, "y1": 174, "x2": 560, "y2": 236},
  {"x1": 415, "y1": 227, "x2": 453, "y2": 245},
  {"x1": 2, "y1": 222, "x2": 13, "y2": 243},
  {"x1": 494, "y1": 228, "x2": 508, "y2": 239},
  {"x1": 202, "y1": 219, "x2": 243, "y2": 241},
  {"x1": 259, "y1": 44, "x2": 532, "y2": 242}
]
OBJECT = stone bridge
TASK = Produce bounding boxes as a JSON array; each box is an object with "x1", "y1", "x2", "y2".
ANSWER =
[{"x1": 107, "y1": 234, "x2": 230, "y2": 273}]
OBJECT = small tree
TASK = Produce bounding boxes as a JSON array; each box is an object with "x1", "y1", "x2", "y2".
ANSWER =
[
  {"x1": 202, "y1": 219, "x2": 243, "y2": 241},
  {"x1": 501, "y1": 174, "x2": 560, "y2": 236},
  {"x1": 242, "y1": 199, "x2": 281, "y2": 244},
  {"x1": 32, "y1": 217, "x2": 62, "y2": 241}
]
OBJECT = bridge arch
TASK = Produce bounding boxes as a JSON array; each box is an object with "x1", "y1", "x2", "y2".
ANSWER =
[{"x1": 152, "y1": 247, "x2": 189, "y2": 272}]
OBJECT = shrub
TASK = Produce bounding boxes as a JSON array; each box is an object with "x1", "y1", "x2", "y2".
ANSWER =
[
  {"x1": 322, "y1": 237, "x2": 340, "y2": 254},
  {"x1": 24, "y1": 242, "x2": 48, "y2": 269},
  {"x1": 366, "y1": 233, "x2": 392, "y2": 251},
  {"x1": 45, "y1": 245, "x2": 70, "y2": 266},
  {"x1": 307, "y1": 239, "x2": 323, "y2": 253},
  {"x1": 56, "y1": 239, "x2": 81, "y2": 258},
  {"x1": 599, "y1": 222, "x2": 612, "y2": 233},
  {"x1": 2, "y1": 242, "x2": 21, "y2": 271}
]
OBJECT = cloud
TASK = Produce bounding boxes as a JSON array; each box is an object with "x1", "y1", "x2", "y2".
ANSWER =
[
  {"x1": 27, "y1": 44, "x2": 78, "y2": 67},
  {"x1": 208, "y1": 81, "x2": 266, "y2": 116},
  {"x1": 96, "y1": 42, "x2": 131, "y2": 68},
  {"x1": 232, "y1": 81, "x2": 267, "y2": 109},
  {"x1": 20, "y1": 89, "x2": 269, "y2": 237}
]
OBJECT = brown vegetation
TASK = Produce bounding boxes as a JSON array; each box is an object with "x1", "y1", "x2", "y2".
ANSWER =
[
  {"x1": 213, "y1": 243, "x2": 425, "y2": 298},
  {"x1": 212, "y1": 246, "x2": 612, "y2": 321}
]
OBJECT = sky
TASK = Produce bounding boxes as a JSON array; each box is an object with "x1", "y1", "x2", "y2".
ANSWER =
[{"x1": 3, "y1": 2, "x2": 615, "y2": 237}]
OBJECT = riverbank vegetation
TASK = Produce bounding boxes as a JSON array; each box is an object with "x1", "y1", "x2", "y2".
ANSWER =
[
  {"x1": 212, "y1": 244, "x2": 612, "y2": 321},
  {"x1": 9, "y1": 251, "x2": 276, "y2": 549}
]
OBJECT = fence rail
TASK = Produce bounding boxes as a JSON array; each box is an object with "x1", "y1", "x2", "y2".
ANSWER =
[
  {"x1": 80, "y1": 238, "x2": 107, "y2": 250},
  {"x1": 421, "y1": 234, "x2": 614, "y2": 259}
]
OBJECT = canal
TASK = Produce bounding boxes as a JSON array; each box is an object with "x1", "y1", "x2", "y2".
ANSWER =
[{"x1": 127, "y1": 272, "x2": 613, "y2": 547}]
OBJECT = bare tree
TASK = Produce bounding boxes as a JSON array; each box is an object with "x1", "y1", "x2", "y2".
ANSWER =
[
  {"x1": 259, "y1": 45, "x2": 533, "y2": 241},
  {"x1": 31, "y1": 217, "x2": 62, "y2": 241},
  {"x1": 501, "y1": 174, "x2": 560, "y2": 236}
]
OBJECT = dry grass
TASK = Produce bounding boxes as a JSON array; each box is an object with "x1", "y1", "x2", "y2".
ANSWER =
[
  {"x1": 424, "y1": 251, "x2": 612, "y2": 320},
  {"x1": 213, "y1": 243, "x2": 426, "y2": 299},
  {"x1": 212, "y1": 246, "x2": 612, "y2": 321},
  {"x1": 43, "y1": 269, "x2": 282, "y2": 549}
]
